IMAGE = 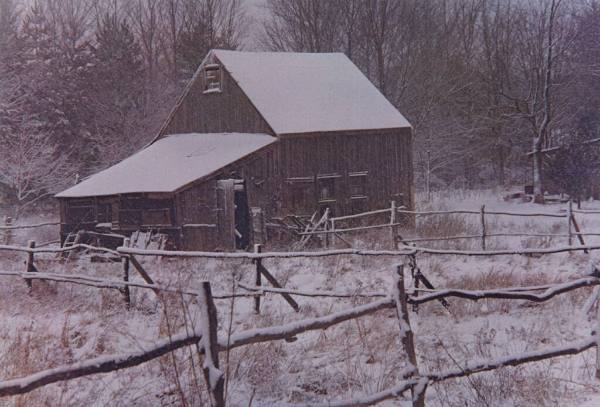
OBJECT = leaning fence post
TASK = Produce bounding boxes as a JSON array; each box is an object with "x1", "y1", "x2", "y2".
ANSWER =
[
  {"x1": 409, "y1": 254, "x2": 420, "y2": 313},
  {"x1": 394, "y1": 265, "x2": 426, "y2": 407},
  {"x1": 122, "y1": 238, "x2": 131, "y2": 308},
  {"x1": 199, "y1": 281, "x2": 225, "y2": 407},
  {"x1": 480, "y1": 205, "x2": 486, "y2": 250},
  {"x1": 567, "y1": 200, "x2": 573, "y2": 246},
  {"x1": 25, "y1": 240, "x2": 36, "y2": 288},
  {"x1": 253, "y1": 244, "x2": 262, "y2": 314}
]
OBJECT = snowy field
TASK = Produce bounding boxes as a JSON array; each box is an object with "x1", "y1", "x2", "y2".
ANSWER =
[{"x1": 2, "y1": 190, "x2": 600, "y2": 406}]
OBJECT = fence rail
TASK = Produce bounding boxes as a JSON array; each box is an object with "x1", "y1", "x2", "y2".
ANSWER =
[
  {"x1": 0, "y1": 220, "x2": 60, "y2": 230},
  {"x1": 297, "y1": 200, "x2": 600, "y2": 255},
  {"x1": 2, "y1": 238, "x2": 600, "y2": 406}
]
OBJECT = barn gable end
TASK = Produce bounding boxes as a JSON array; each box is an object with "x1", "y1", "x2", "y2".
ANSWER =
[{"x1": 156, "y1": 52, "x2": 274, "y2": 139}]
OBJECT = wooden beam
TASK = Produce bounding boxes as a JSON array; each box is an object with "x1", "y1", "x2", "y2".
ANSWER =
[{"x1": 258, "y1": 263, "x2": 300, "y2": 312}]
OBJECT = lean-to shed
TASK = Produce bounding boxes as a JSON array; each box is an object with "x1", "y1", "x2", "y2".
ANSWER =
[{"x1": 56, "y1": 50, "x2": 413, "y2": 250}]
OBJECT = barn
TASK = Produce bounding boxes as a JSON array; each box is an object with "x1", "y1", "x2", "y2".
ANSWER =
[{"x1": 55, "y1": 50, "x2": 413, "y2": 251}]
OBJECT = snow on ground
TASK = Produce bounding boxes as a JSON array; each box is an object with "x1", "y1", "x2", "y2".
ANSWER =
[{"x1": 2, "y1": 189, "x2": 600, "y2": 406}]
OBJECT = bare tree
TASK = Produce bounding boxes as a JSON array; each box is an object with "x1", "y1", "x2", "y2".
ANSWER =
[
  {"x1": 0, "y1": 75, "x2": 72, "y2": 218},
  {"x1": 260, "y1": 0, "x2": 341, "y2": 52},
  {"x1": 500, "y1": 0, "x2": 575, "y2": 202}
]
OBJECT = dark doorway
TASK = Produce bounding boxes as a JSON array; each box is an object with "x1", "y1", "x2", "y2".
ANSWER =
[{"x1": 234, "y1": 180, "x2": 251, "y2": 250}]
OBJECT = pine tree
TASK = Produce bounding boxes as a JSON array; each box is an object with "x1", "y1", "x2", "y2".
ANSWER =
[
  {"x1": 0, "y1": 0, "x2": 18, "y2": 65},
  {"x1": 16, "y1": 1, "x2": 95, "y2": 160},
  {"x1": 87, "y1": 12, "x2": 146, "y2": 166}
]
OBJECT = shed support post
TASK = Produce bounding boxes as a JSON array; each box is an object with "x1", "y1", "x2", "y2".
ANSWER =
[
  {"x1": 122, "y1": 238, "x2": 131, "y2": 308},
  {"x1": 253, "y1": 244, "x2": 262, "y2": 314}
]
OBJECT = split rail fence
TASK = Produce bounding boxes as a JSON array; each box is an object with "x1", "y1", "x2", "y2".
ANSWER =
[
  {"x1": 3, "y1": 238, "x2": 600, "y2": 406},
  {"x1": 295, "y1": 200, "x2": 600, "y2": 251}
]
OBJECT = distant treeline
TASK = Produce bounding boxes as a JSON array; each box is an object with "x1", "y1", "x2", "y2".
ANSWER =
[{"x1": 1, "y1": 0, "x2": 599, "y2": 215}]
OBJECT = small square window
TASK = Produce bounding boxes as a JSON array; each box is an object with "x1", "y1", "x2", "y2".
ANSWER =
[
  {"x1": 203, "y1": 64, "x2": 221, "y2": 93},
  {"x1": 319, "y1": 178, "x2": 335, "y2": 201},
  {"x1": 317, "y1": 174, "x2": 340, "y2": 203}
]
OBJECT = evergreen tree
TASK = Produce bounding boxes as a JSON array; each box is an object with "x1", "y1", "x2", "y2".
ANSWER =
[
  {"x1": 0, "y1": 0, "x2": 18, "y2": 64},
  {"x1": 87, "y1": 12, "x2": 146, "y2": 166},
  {"x1": 16, "y1": 0, "x2": 95, "y2": 162}
]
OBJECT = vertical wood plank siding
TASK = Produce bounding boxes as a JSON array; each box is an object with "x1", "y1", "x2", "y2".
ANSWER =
[{"x1": 158, "y1": 59, "x2": 272, "y2": 138}]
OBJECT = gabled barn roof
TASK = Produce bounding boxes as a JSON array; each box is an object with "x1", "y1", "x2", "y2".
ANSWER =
[
  {"x1": 56, "y1": 133, "x2": 276, "y2": 198},
  {"x1": 212, "y1": 50, "x2": 411, "y2": 135}
]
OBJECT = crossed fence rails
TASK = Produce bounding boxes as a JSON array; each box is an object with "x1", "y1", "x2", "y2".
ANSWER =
[{"x1": 2, "y1": 237, "x2": 600, "y2": 406}]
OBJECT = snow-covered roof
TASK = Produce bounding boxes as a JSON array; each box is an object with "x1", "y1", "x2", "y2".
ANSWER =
[
  {"x1": 212, "y1": 50, "x2": 411, "y2": 135},
  {"x1": 56, "y1": 133, "x2": 276, "y2": 198}
]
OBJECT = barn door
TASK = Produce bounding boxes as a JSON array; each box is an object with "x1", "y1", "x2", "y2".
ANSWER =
[
  {"x1": 216, "y1": 179, "x2": 250, "y2": 250},
  {"x1": 216, "y1": 179, "x2": 235, "y2": 250}
]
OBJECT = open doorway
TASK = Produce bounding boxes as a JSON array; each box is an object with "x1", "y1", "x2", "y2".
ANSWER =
[
  {"x1": 217, "y1": 179, "x2": 251, "y2": 250},
  {"x1": 233, "y1": 180, "x2": 250, "y2": 250}
]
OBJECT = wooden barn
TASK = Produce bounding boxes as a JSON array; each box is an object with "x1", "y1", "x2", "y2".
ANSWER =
[{"x1": 55, "y1": 50, "x2": 413, "y2": 251}]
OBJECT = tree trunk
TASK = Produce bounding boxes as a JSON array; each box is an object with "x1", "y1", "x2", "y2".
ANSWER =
[{"x1": 533, "y1": 150, "x2": 544, "y2": 204}]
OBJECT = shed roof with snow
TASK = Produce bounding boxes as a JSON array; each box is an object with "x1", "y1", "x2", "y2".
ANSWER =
[
  {"x1": 210, "y1": 50, "x2": 410, "y2": 135},
  {"x1": 56, "y1": 133, "x2": 276, "y2": 198}
]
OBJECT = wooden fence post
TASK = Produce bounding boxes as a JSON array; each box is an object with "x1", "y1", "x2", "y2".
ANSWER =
[
  {"x1": 595, "y1": 321, "x2": 600, "y2": 380},
  {"x1": 567, "y1": 200, "x2": 573, "y2": 246},
  {"x1": 25, "y1": 240, "x2": 36, "y2": 288},
  {"x1": 394, "y1": 265, "x2": 426, "y2": 407},
  {"x1": 199, "y1": 281, "x2": 225, "y2": 407},
  {"x1": 596, "y1": 334, "x2": 600, "y2": 380},
  {"x1": 122, "y1": 238, "x2": 131, "y2": 308},
  {"x1": 390, "y1": 200, "x2": 397, "y2": 248},
  {"x1": 480, "y1": 205, "x2": 486, "y2": 250},
  {"x1": 253, "y1": 244, "x2": 262, "y2": 314},
  {"x1": 330, "y1": 218, "x2": 336, "y2": 246},
  {"x1": 324, "y1": 210, "x2": 330, "y2": 249}
]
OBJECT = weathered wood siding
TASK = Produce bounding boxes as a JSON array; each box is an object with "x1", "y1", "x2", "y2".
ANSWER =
[
  {"x1": 278, "y1": 128, "x2": 413, "y2": 217},
  {"x1": 174, "y1": 128, "x2": 413, "y2": 250},
  {"x1": 158, "y1": 56, "x2": 272, "y2": 138},
  {"x1": 175, "y1": 143, "x2": 280, "y2": 250}
]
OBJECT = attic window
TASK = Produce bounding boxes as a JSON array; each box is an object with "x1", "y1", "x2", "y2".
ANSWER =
[{"x1": 203, "y1": 63, "x2": 222, "y2": 94}]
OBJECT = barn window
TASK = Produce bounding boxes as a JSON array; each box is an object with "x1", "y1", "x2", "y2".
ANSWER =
[
  {"x1": 203, "y1": 63, "x2": 222, "y2": 93},
  {"x1": 68, "y1": 199, "x2": 95, "y2": 223},
  {"x1": 287, "y1": 177, "x2": 315, "y2": 215},
  {"x1": 349, "y1": 171, "x2": 368, "y2": 199},
  {"x1": 317, "y1": 174, "x2": 341, "y2": 203},
  {"x1": 142, "y1": 209, "x2": 171, "y2": 226}
]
